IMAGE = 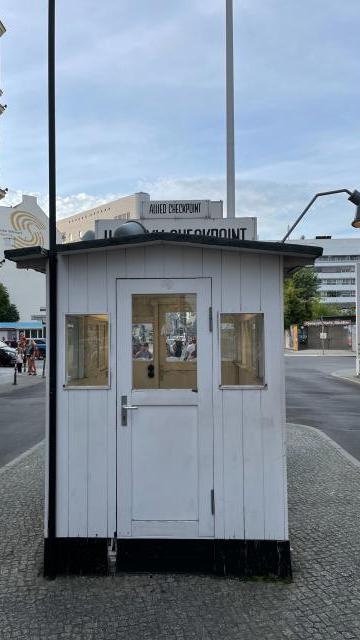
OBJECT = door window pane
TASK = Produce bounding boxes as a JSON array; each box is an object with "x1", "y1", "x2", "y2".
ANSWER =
[
  {"x1": 220, "y1": 313, "x2": 264, "y2": 386},
  {"x1": 132, "y1": 294, "x2": 197, "y2": 389},
  {"x1": 65, "y1": 314, "x2": 109, "y2": 387}
]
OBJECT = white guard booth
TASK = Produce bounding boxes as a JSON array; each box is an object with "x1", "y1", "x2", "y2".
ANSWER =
[{"x1": 5, "y1": 232, "x2": 321, "y2": 576}]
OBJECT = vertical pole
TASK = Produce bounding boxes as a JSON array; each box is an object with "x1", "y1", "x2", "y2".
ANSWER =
[
  {"x1": 356, "y1": 263, "x2": 360, "y2": 376},
  {"x1": 226, "y1": 0, "x2": 236, "y2": 218},
  {"x1": 45, "y1": 0, "x2": 57, "y2": 578}
]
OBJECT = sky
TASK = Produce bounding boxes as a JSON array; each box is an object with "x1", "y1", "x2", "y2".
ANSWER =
[{"x1": 1, "y1": 0, "x2": 360, "y2": 240}]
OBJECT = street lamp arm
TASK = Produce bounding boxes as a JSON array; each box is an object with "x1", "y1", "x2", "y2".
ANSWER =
[{"x1": 281, "y1": 189, "x2": 353, "y2": 243}]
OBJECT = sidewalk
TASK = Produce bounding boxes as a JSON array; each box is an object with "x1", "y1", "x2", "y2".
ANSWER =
[
  {"x1": 0, "y1": 370, "x2": 45, "y2": 396},
  {"x1": 285, "y1": 349, "x2": 355, "y2": 357},
  {"x1": 332, "y1": 368, "x2": 360, "y2": 386},
  {"x1": 0, "y1": 424, "x2": 359, "y2": 639}
]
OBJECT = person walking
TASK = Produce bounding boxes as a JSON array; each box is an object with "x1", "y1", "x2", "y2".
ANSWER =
[
  {"x1": 16, "y1": 349, "x2": 23, "y2": 375},
  {"x1": 27, "y1": 340, "x2": 37, "y2": 375}
]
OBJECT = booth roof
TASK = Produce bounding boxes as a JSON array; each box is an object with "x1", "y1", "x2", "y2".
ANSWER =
[{"x1": 4, "y1": 232, "x2": 322, "y2": 275}]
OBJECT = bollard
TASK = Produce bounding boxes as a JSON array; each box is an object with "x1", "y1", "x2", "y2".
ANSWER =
[
  {"x1": 13, "y1": 363, "x2": 17, "y2": 385},
  {"x1": 42, "y1": 357, "x2": 46, "y2": 378}
]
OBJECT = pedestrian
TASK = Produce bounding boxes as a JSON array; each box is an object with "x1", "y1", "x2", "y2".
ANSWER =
[
  {"x1": 16, "y1": 349, "x2": 23, "y2": 375},
  {"x1": 27, "y1": 340, "x2": 37, "y2": 375},
  {"x1": 185, "y1": 336, "x2": 197, "y2": 360}
]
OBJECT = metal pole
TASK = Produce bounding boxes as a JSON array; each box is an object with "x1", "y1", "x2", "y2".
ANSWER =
[
  {"x1": 281, "y1": 189, "x2": 352, "y2": 243},
  {"x1": 226, "y1": 0, "x2": 236, "y2": 218},
  {"x1": 45, "y1": 0, "x2": 57, "y2": 578},
  {"x1": 356, "y1": 263, "x2": 360, "y2": 376}
]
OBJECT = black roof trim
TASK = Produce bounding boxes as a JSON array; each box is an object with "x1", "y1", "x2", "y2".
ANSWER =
[{"x1": 4, "y1": 232, "x2": 323, "y2": 262}]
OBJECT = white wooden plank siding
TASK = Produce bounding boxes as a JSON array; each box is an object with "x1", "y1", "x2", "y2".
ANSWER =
[
  {"x1": 261, "y1": 255, "x2": 287, "y2": 540},
  {"x1": 56, "y1": 244, "x2": 287, "y2": 542},
  {"x1": 221, "y1": 251, "x2": 244, "y2": 538},
  {"x1": 240, "y1": 254, "x2": 265, "y2": 539},
  {"x1": 202, "y1": 249, "x2": 224, "y2": 539},
  {"x1": 56, "y1": 255, "x2": 69, "y2": 536}
]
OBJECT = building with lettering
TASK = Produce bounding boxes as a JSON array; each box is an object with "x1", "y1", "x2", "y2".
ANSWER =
[{"x1": 57, "y1": 192, "x2": 257, "y2": 242}]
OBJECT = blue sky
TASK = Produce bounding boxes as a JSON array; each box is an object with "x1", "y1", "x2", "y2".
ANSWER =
[{"x1": 1, "y1": 0, "x2": 360, "y2": 239}]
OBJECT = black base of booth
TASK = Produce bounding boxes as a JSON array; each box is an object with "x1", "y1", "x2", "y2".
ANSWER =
[{"x1": 44, "y1": 538, "x2": 291, "y2": 579}]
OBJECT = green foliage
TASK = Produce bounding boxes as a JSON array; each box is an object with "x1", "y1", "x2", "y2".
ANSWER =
[
  {"x1": 284, "y1": 267, "x2": 320, "y2": 328},
  {"x1": 310, "y1": 300, "x2": 343, "y2": 318},
  {"x1": 0, "y1": 282, "x2": 20, "y2": 322}
]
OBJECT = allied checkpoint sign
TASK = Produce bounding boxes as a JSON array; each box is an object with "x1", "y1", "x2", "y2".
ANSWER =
[{"x1": 96, "y1": 200, "x2": 257, "y2": 241}]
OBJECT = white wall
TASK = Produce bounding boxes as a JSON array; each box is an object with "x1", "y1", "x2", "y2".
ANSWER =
[
  {"x1": 53, "y1": 244, "x2": 287, "y2": 541},
  {"x1": 0, "y1": 195, "x2": 48, "y2": 320}
]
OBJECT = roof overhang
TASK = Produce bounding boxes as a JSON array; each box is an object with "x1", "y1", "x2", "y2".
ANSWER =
[{"x1": 4, "y1": 233, "x2": 322, "y2": 276}]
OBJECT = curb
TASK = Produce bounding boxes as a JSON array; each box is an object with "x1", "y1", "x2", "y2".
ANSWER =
[
  {"x1": 331, "y1": 371, "x2": 360, "y2": 387},
  {"x1": 0, "y1": 440, "x2": 44, "y2": 476},
  {"x1": 287, "y1": 423, "x2": 360, "y2": 470}
]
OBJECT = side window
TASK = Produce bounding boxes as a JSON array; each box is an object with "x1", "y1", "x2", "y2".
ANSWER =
[
  {"x1": 65, "y1": 314, "x2": 109, "y2": 387},
  {"x1": 220, "y1": 313, "x2": 264, "y2": 386}
]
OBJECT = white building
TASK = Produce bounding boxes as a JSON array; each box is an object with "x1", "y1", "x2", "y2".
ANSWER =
[
  {"x1": 0, "y1": 195, "x2": 48, "y2": 320},
  {"x1": 293, "y1": 237, "x2": 360, "y2": 310},
  {"x1": 57, "y1": 192, "x2": 257, "y2": 242}
]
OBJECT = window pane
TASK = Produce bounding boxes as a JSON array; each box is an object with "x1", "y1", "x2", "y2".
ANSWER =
[
  {"x1": 132, "y1": 294, "x2": 197, "y2": 389},
  {"x1": 220, "y1": 313, "x2": 264, "y2": 386},
  {"x1": 65, "y1": 314, "x2": 109, "y2": 386}
]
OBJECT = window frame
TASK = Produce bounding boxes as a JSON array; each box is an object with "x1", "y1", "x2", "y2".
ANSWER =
[
  {"x1": 63, "y1": 312, "x2": 111, "y2": 390},
  {"x1": 218, "y1": 312, "x2": 267, "y2": 390}
]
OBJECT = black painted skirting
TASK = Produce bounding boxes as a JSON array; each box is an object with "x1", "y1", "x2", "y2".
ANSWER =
[{"x1": 44, "y1": 538, "x2": 291, "y2": 579}]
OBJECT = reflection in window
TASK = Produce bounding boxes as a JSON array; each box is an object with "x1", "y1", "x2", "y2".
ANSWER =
[
  {"x1": 220, "y1": 313, "x2": 264, "y2": 386},
  {"x1": 65, "y1": 314, "x2": 109, "y2": 387},
  {"x1": 132, "y1": 294, "x2": 197, "y2": 389}
]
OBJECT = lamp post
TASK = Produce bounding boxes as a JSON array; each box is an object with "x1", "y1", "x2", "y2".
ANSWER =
[
  {"x1": 226, "y1": 0, "x2": 235, "y2": 219},
  {"x1": 281, "y1": 188, "x2": 360, "y2": 243},
  {"x1": 46, "y1": 0, "x2": 57, "y2": 578}
]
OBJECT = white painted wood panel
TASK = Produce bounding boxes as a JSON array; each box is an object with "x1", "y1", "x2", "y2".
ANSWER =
[
  {"x1": 56, "y1": 255, "x2": 69, "y2": 536},
  {"x1": 221, "y1": 251, "x2": 241, "y2": 311},
  {"x1": 203, "y1": 249, "x2": 224, "y2": 538},
  {"x1": 261, "y1": 255, "x2": 286, "y2": 540},
  {"x1": 106, "y1": 249, "x2": 126, "y2": 537},
  {"x1": 68, "y1": 253, "x2": 88, "y2": 310},
  {"x1": 240, "y1": 254, "x2": 261, "y2": 312},
  {"x1": 243, "y1": 391, "x2": 264, "y2": 538},
  {"x1": 125, "y1": 247, "x2": 145, "y2": 277},
  {"x1": 87, "y1": 251, "x2": 107, "y2": 311},
  {"x1": 144, "y1": 245, "x2": 165, "y2": 278},
  {"x1": 68, "y1": 391, "x2": 88, "y2": 536},
  {"x1": 87, "y1": 392, "x2": 108, "y2": 537},
  {"x1": 240, "y1": 253, "x2": 264, "y2": 539},
  {"x1": 182, "y1": 246, "x2": 203, "y2": 278},
  {"x1": 222, "y1": 390, "x2": 244, "y2": 538}
]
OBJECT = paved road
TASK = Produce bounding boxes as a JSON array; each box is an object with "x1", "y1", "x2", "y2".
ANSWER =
[
  {"x1": 286, "y1": 355, "x2": 360, "y2": 460},
  {"x1": 0, "y1": 371, "x2": 45, "y2": 467}
]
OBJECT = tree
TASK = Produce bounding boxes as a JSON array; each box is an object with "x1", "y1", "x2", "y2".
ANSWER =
[
  {"x1": 284, "y1": 267, "x2": 319, "y2": 328},
  {"x1": 0, "y1": 283, "x2": 20, "y2": 322}
]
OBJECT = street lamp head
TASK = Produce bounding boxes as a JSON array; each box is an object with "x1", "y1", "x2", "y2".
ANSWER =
[
  {"x1": 351, "y1": 205, "x2": 360, "y2": 229},
  {"x1": 348, "y1": 189, "x2": 360, "y2": 206}
]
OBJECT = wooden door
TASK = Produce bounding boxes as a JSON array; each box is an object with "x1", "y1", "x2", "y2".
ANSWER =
[{"x1": 116, "y1": 278, "x2": 214, "y2": 539}]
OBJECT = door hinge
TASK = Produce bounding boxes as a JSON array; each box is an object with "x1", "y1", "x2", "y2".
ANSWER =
[
  {"x1": 209, "y1": 307, "x2": 213, "y2": 332},
  {"x1": 211, "y1": 489, "x2": 215, "y2": 515}
]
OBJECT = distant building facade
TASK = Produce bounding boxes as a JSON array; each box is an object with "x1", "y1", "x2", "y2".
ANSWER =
[
  {"x1": 57, "y1": 193, "x2": 150, "y2": 243},
  {"x1": 295, "y1": 237, "x2": 360, "y2": 311},
  {"x1": 1, "y1": 195, "x2": 48, "y2": 321}
]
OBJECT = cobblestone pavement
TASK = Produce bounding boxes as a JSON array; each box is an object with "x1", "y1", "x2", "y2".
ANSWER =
[{"x1": 0, "y1": 425, "x2": 359, "y2": 639}]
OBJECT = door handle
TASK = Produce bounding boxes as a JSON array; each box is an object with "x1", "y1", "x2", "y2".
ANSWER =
[{"x1": 121, "y1": 395, "x2": 138, "y2": 426}]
